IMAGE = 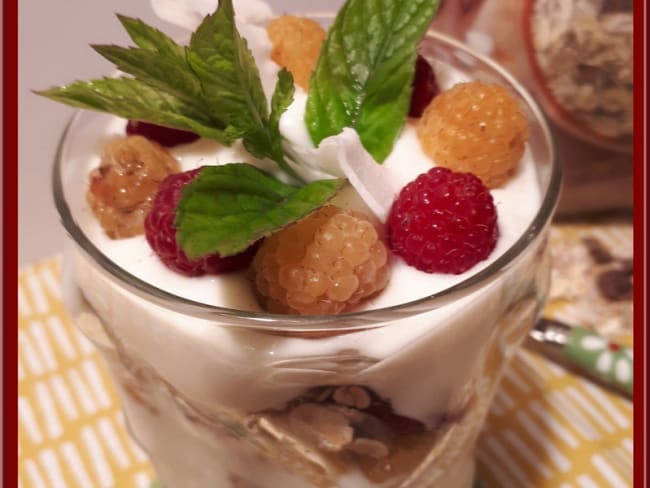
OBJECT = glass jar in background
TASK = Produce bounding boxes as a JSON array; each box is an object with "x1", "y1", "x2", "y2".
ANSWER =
[{"x1": 433, "y1": 0, "x2": 633, "y2": 216}]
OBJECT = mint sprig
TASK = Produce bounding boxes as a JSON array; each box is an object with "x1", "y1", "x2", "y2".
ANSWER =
[
  {"x1": 35, "y1": 0, "x2": 319, "y2": 259},
  {"x1": 176, "y1": 164, "x2": 344, "y2": 258},
  {"x1": 305, "y1": 0, "x2": 440, "y2": 162},
  {"x1": 35, "y1": 0, "x2": 297, "y2": 177},
  {"x1": 37, "y1": 0, "x2": 440, "y2": 262}
]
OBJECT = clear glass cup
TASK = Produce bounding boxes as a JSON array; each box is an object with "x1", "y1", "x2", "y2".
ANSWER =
[{"x1": 53, "y1": 28, "x2": 560, "y2": 488}]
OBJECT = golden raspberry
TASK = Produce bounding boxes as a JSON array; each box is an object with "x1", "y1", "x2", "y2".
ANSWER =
[
  {"x1": 251, "y1": 206, "x2": 390, "y2": 315},
  {"x1": 87, "y1": 135, "x2": 180, "y2": 238},
  {"x1": 416, "y1": 81, "x2": 529, "y2": 188},
  {"x1": 267, "y1": 15, "x2": 326, "y2": 91}
]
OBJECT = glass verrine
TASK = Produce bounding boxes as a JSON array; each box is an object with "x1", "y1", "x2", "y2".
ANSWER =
[{"x1": 53, "y1": 28, "x2": 560, "y2": 488}]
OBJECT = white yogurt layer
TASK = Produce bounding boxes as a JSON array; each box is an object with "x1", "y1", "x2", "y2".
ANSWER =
[{"x1": 79, "y1": 82, "x2": 540, "y2": 313}]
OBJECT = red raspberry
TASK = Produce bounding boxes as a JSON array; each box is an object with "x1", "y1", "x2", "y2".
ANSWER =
[
  {"x1": 144, "y1": 167, "x2": 256, "y2": 276},
  {"x1": 387, "y1": 167, "x2": 498, "y2": 274},
  {"x1": 126, "y1": 120, "x2": 200, "y2": 147},
  {"x1": 409, "y1": 55, "x2": 440, "y2": 117}
]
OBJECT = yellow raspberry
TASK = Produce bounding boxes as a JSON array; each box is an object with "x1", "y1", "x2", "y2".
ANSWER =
[
  {"x1": 87, "y1": 135, "x2": 180, "y2": 238},
  {"x1": 251, "y1": 206, "x2": 390, "y2": 315},
  {"x1": 267, "y1": 15, "x2": 326, "y2": 91},
  {"x1": 416, "y1": 81, "x2": 529, "y2": 188}
]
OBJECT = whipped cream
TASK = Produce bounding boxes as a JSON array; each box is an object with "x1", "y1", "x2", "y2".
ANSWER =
[{"x1": 77, "y1": 73, "x2": 540, "y2": 313}]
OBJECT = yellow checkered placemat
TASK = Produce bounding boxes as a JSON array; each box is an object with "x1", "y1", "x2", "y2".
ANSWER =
[
  {"x1": 18, "y1": 257, "x2": 155, "y2": 488},
  {"x1": 18, "y1": 222, "x2": 633, "y2": 487}
]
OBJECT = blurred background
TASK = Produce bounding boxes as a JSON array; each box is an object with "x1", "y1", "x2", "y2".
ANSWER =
[
  {"x1": 434, "y1": 0, "x2": 633, "y2": 216},
  {"x1": 19, "y1": 0, "x2": 633, "y2": 266},
  {"x1": 20, "y1": 0, "x2": 172, "y2": 266}
]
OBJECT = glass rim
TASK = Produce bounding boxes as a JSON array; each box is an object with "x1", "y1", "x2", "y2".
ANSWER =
[{"x1": 52, "y1": 29, "x2": 562, "y2": 332}]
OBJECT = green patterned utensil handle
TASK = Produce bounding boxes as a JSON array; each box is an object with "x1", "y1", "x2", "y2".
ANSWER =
[
  {"x1": 529, "y1": 318, "x2": 633, "y2": 398},
  {"x1": 564, "y1": 326, "x2": 633, "y2": 397}
]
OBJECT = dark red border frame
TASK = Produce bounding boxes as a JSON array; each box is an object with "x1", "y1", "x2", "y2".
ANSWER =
[
  {"x1": 3, "y1": 0, "x2": 19, "y2": 485},
  {"x1": 2, "y1": 0, "x2": 648, "y2": 487},
  {"x1": 632, "y1": 0, "x2": 648, "y2": 486}
]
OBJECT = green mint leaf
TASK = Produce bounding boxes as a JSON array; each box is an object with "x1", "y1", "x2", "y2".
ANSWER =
[
  {"x1": 187, "y1": 0, "x2": 267, "y2": 133},
  {"x1": 267, "y1": 69, "x2": 296, "y2": 173},
  {"x1": 305, "y1": 0, "x2": 440, "y2": 162},
  {"x1": 187, "y1": 0, "x2": 298, "y2": 178},
  {"x1": 175, "y1": 164, "x2": 344, "y2": 258},
  {"x1": 35, "y1": 78, "x2": 235, "y2": 144},
  {"x1": 92, "y1": 15, "x2": 206, "y2": 113},
  {"x1": 270, "y1": 69, "x2": 295, "y2": 129},
  {"x1": 116, "y1": 14, "x2": 185, "y2": 56},
  {"x1": 92, "y1": 44, "x2": 207, "y2": 108},
  {"x1": 241, "y1": 69, "x2": 298, "y2": 178}
]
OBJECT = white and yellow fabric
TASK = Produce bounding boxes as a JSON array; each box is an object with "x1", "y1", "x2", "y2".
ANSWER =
[
  {"x1": 477, "y1": 348, "x2": 632, "y2": 487},
  {"x1": 18, "y1": 223, "x2": 633, "y2": 487},
  {"x1": 477, "y1": 221, "x2": 633, "y2": 487},
  {"x1": 18, "y1": 257, "x2": 155, "y2": 487}
]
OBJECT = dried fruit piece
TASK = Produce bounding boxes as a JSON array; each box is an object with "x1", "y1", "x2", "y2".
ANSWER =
[
  {"x1": 267, "y1": 15, "x2": 326, "y2": 91},
  {"x1": 144, "y1": 168, "x2": 257, "y2": 276},
  {"x1": 417, "y1": 81, "x2": 529, "y2": 188},
  {"x1": 582, "y1": 237, "x2": 614, "y2": 264},
  {"x1": 87, "y1": 135, "x2": 181, "y2": 238},
  {"x1": 597, "y1": 268, "x2": 633, "y2": 301},
  {"x1": 388, "y1": 167, "x2": 498, "y2": 274},
  {"x1": 409, "y1": 55, "x2": 440, "y2": 117},
  {"x1": 126, "y1": 120, "x2": 200, "y2": 147},
  {"x1": 251, "y1": 206, "x2": 390, "y2": 315}
]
